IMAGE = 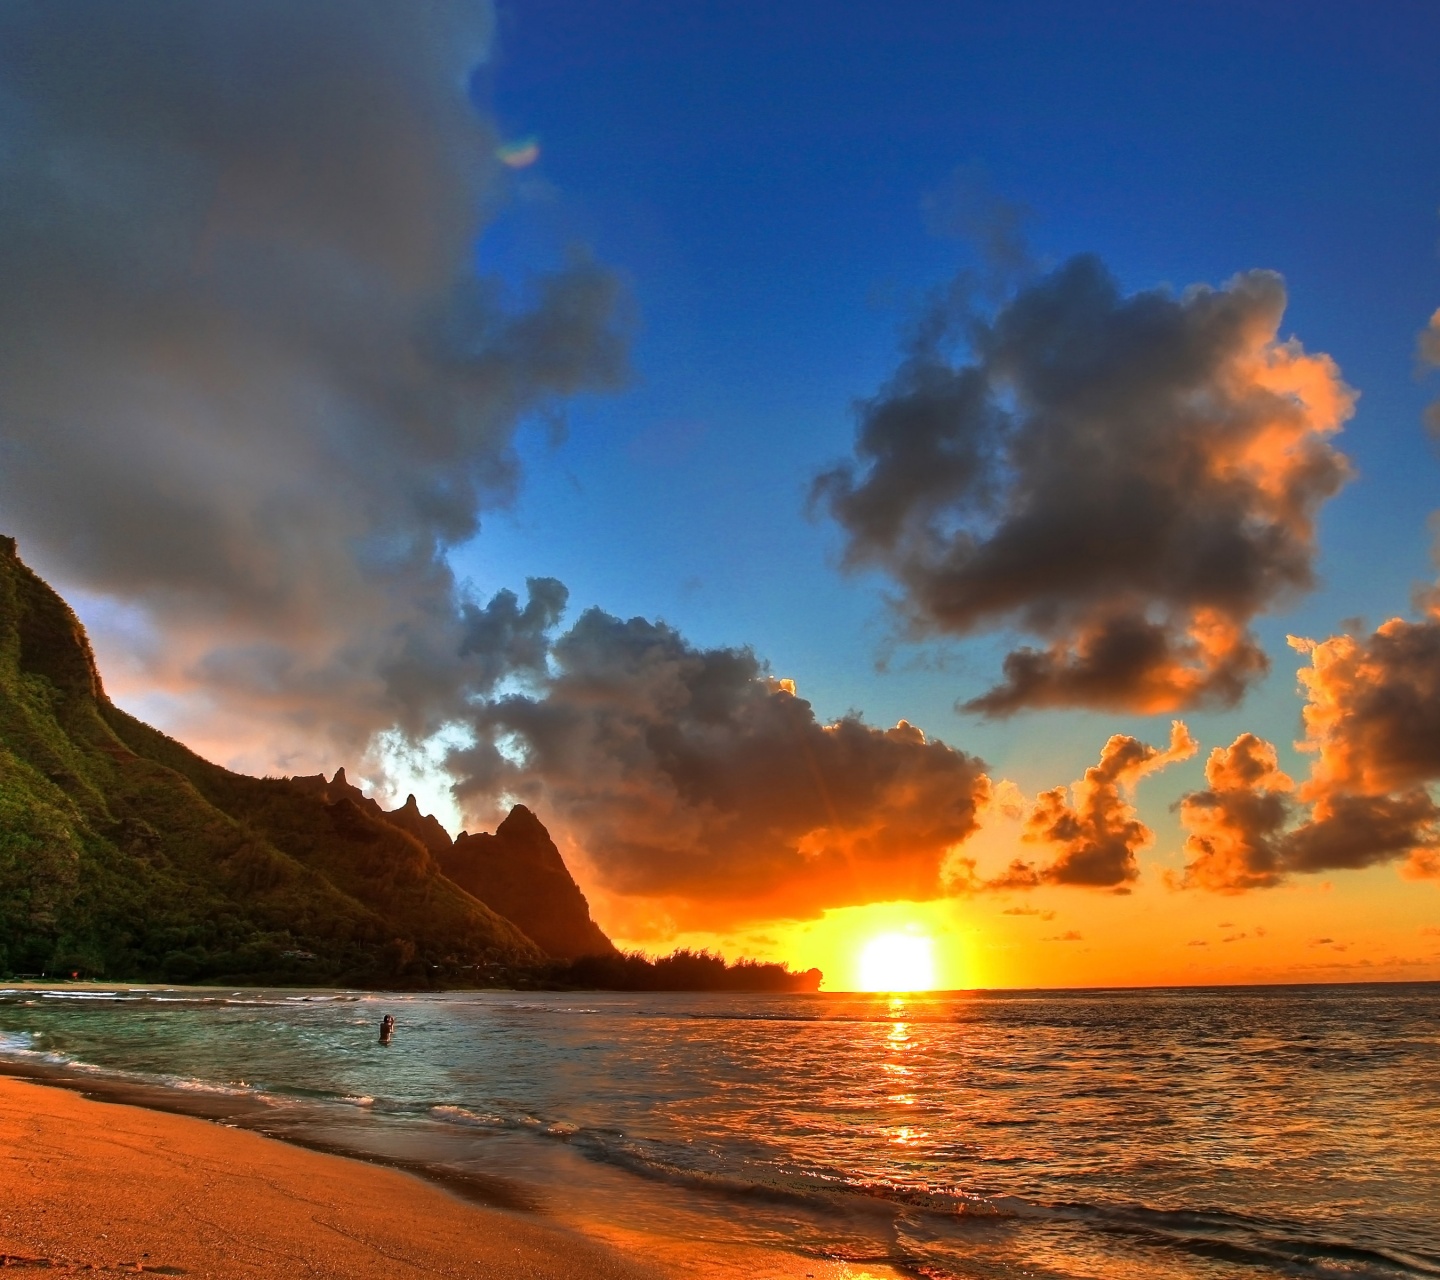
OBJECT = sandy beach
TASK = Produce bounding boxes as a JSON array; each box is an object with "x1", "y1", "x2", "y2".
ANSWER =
[{"x1": 0, "y1": 1076, "x2": 663, "y2": 1278}]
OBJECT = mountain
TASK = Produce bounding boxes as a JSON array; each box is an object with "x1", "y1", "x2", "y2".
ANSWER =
[
  {"x1": 440, "y1": 805, "x2": 618, "y2": 961},
  {"x1": 383, "y1": 794, "x2": 455, "y2": 863},
  {"x1": 288, "y1": 772, "x2": 618, "y2": 961},
  {"x1": 0, "y1": 537, "x2": 542, "y2": 984}
]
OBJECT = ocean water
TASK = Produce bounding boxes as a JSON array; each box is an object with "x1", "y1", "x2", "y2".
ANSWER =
[{"x1": 1, "y1": 983, "x2": 1438, "y2": 1279}]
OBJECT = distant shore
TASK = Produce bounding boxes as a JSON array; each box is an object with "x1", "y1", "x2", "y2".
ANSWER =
[{"x1": 0, "y1": 1075, "x2": 662, "y2": 1278}]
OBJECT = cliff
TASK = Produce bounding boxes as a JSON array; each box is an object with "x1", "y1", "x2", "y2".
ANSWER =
[
  {"x1": 0, "y1": 538, "x2": 542, "y2": 983},
  {"x1": 441, "y1": 805, "x2": 617, "y2": 960}
]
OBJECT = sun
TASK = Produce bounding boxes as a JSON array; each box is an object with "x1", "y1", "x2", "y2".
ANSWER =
[{"x1": 856, "y1": 932, "x2": 936, "y2": 992}]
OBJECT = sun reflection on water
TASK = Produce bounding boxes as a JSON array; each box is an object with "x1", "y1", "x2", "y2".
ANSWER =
[{"x1": 878, "y1": 996, "x2": 930, "y2": 1148}]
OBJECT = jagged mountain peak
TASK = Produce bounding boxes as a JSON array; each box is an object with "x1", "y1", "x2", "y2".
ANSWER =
[
  {"x1": 441, "y1": 805, "x2": 615, "y2": 960},
  {"x1": 2, "y1": 536, "x2": 106, "y2": 705}
]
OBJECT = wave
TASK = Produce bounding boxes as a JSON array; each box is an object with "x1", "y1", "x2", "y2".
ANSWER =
[
  {"x1": 1042, "y1": 1200, "x2": 1440, "y2": 1279},
  {"x1": 418, "y1": 1099, "x2": 1440, "y2": 1279},
  {"x1": 16, "y1": 988, "x2": 361, "y2": 1008}
]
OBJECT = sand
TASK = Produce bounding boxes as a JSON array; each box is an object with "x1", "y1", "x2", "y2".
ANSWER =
[{"x1": 0, "y1": 1075, "x2": 665, "y2": 1278}]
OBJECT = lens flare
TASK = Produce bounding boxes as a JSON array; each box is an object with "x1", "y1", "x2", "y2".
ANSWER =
[
  {"x1": 857, "y1": 932, "x2": 935, "y2": 992},
  {"x1": 496, "y1": 136, "x2": 541, "y2": 168}
]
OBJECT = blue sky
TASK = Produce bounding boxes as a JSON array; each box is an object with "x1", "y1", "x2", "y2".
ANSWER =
[{"x1": 460, "y1": 0, "x2": 1440, "y2": 800}]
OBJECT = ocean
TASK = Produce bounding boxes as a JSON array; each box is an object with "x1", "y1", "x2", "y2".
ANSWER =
[{"x1": 1, "y1": 983, "x2": 1437, "y2": 1279}]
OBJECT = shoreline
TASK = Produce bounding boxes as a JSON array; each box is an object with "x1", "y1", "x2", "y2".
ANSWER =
[
  {"x1": 0, "y1": 1047, "x2": 901, "y2": 1280},
  {"x1": 0, "y1": 1073, "x2": 663, "y2": 1278},
  {"x1": 0, "y1": 1053, "x2": 543, "y2": 1214}
]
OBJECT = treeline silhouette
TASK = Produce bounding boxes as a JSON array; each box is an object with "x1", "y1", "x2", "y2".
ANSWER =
[{"x1": 545, "y1": 948, "x2": 822, "y2": 993}]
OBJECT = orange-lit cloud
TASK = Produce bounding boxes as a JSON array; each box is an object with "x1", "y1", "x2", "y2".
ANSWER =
[
  {"x1": 449, "y1": 608, "x2": 993, "y2": 928},
  {"x1": 992, "y1": 721, "x2": 1196, "y2": 889},
  {"x1": 1177, "y1": 624, "x2": 1440, "y2": 891},
  {"x1": 1178, "y1": 304, "x2": 1440, "y2": 892},
  {"x1": 813, "y1": 256, "x2": 1354, "y2": 714},
  {"x1": 1289, "y1": 626, "x2": 1440, "y2": 879},
  {"x1": 1179, "y1": 734, "x2": 1294, "y2": 891}
]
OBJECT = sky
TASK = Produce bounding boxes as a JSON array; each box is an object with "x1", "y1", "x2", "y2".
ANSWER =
[{"x1": 2, "y1": 1, "x2": 1439, "y2": 989}]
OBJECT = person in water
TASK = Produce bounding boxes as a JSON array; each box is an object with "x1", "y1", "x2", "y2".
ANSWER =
[{"x1": 378, "y1": 1014, "x2": 395, "y2": 1045}]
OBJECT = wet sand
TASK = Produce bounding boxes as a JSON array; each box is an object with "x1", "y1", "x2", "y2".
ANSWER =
[{"x1": 0, "y1": 1075, "x2": 664, "y2": 1278}]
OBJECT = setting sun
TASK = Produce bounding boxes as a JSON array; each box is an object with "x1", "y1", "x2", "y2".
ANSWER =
[{"x1": 857, "y1": 932, "x2": 936, "y2": 992}]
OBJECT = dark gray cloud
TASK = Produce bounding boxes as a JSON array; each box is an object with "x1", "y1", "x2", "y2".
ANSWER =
[
  {"x1": 0, "y1": 1, "x2": 628, "y2": 766},
  {"x1": 1282, "y1": 790, "x2": 1440, "y2": 873},
  {"x1": 813, "y1": 255, "x2": 1354, "y2": 716},
  {"x1": 448, "y1": 608, "x2": 993, "y2": 927},
  {"x1": 1294, "y1": 622, "x2": 1440, "y2": 795}
]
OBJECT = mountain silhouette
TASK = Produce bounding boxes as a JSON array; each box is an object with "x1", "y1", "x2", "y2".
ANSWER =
[
  {"x1": 289, "y1": 771, "x2": 618, "y2": 961},
  {"x1": 442, "y1": 805, "x2": 618, "y2": 961}
]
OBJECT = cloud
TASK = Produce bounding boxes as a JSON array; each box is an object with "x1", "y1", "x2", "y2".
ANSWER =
[
  {"x1": 1043, "y1": 931, "x2": 1083, "y2": 942},
  {"x1": 920, "y1": 166, "x2": 1032, "y2": 278},
  {"x1": 447, "y1": 608, "x2": 993, "y2": 927},
  {"x1": 1177, "y1": 304, "x2": 1440, "y2": 892},
  {"x1": 996, "y1": 721, "x2": 1196, "y2": 889},
  {"x1": 1178, "y1": 734, "x2": 1294, "y2": 891},
  {"x1": 813, "y1": 255, "x2": 1354, "y2": 716},
  {"x1": 1420, "y1": 309, "x2": 1440, "y2": 368},
  {"x1": 1178, "y1": 627, "x2": 1440, "y2": 891},
  {"x1": 0, "y1": 2, "x2": 628, "y2": 769},
  {"x1": 1421, "y1": 307, "x2": 1440, "y2": 440},
  {"x1": 1293, "y1": 625, "x2": 1440, "y2": 796},
  {"x1": 1289, "y1": 627, "x2": 1440, "y2": 878}
]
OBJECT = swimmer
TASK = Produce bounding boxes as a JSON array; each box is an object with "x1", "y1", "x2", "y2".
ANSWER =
[{"x1": 378, "y1": 1014, "x2": 395, "y2": 1045}]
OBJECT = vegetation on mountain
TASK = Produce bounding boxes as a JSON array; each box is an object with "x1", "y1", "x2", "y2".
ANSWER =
[{"x1": 0, "y1": 537, "x2": 540, "y2": 984}]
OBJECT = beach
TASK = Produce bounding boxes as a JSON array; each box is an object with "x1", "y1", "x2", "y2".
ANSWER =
[
  {"x1": 0, "y1": 1068, "x2": 895, "y2": 1280},
  {"x1": 0, "y1": 1075, "x2": 664, "y2": 1278}
]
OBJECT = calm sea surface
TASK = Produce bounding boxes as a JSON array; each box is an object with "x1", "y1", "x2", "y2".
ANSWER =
[{"x1": 1, "y1": 984, "x2": 1437, "y2": 1279}]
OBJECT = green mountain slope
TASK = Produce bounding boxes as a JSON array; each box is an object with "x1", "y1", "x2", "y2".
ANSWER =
[{"x1": 0, "y1": 537, "x2": 542, "y2": 984}]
